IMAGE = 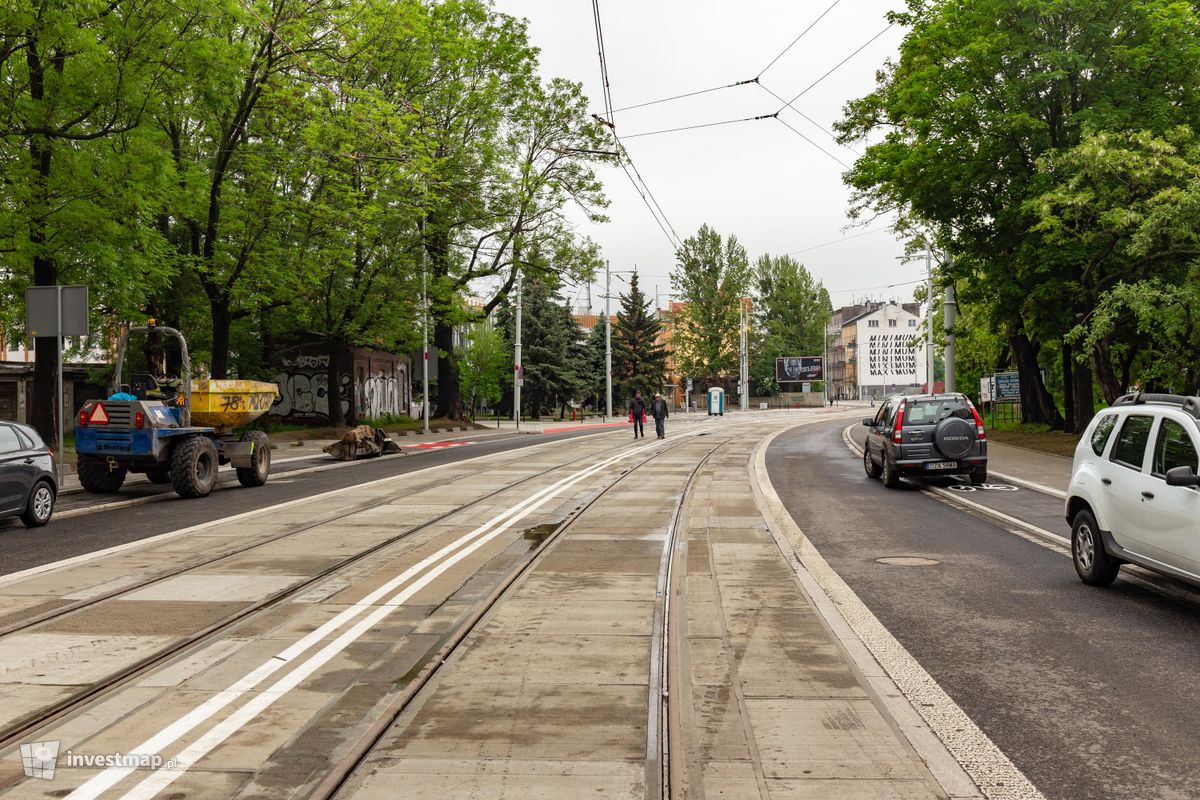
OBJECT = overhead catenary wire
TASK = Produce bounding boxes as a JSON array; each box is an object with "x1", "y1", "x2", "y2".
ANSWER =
[
  {"x1": 592, "y1": 0, "x2": 684, "y2": 252},
  {"x1": 775, "y1": 116, "x2": 849, "y2": 168},
  {"x1": 609, "y1": 77, "x2": 759, "y2": 115},
  {"x1": 757, "y1": 82, "x2": 860, "y2": 157},
  {"x1": 827, "y1": 277, "x2": 924, "y2": 295},
  {"x1": 780, "y1": 23, "x2": 895, "y2": 107},
  {"x1": 622, "y1": 112, "x2": 778, "y2": 140},
  {"x1": 757, "y1": 0, "x2": 843, "y2": 78},
  {"x1": 786, "y1": 228, "x2": 887, "y2": 255}
]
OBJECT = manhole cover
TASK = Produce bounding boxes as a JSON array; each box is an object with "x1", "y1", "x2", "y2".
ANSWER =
[{"x1": 875, "y1": 556, "x2": 940, "y2": 566}]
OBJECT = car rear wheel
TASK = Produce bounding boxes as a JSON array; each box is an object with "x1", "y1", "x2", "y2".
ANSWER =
[
  {"x1": 863, "y1": 446, "x2": 882, "y2": 479},
  {"x1": 969, "y1": 466, "x2": 987, "y2": 485},
  {"x1": 881, "y1": 451, "x2": 900, "y2": 488},
  {"x1": 20, "y1": 481, "x2": 55, "y2": 527},
  {"x1": 1072, "y1": 509, "x2": 1119, "y2": 586}
]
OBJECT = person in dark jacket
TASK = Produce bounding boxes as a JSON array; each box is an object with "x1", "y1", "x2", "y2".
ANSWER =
[
  {"x1": 650, "y1": 393, "x2": 669, "y2": 439},
  {"x1": 629, "y1": 390, "x2": 647, "y2": 438}
]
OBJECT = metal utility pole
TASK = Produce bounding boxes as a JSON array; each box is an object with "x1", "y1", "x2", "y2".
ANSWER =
[
  {"x1": 514, "y1": 269, "x2": 523, "y2": 429},
  {"x1": 604, "y1": 260, "x2": 612, "y2": 421},
  {"x1": 739, "y1": 300, "x2": 749, "y2": 411},
  {"x1": 944, "y1": 273, "x2": 957, "y2": 393},
  {"x1": 823, "y1": 319, "x2": 830, "y2": 407},
  {"x1": 926, "y1": 251, "x2": 936, "y2": 392},
  {"x1": 421, "y1": 244, "x2": 429, "y2": 435}
]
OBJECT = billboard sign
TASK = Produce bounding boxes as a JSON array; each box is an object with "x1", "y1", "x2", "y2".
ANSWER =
[
  {"x1": 776, "y1": 356, "x2": 823, "y2": 383},
  {"x1": 859, "y1": 332, "x2": 923, "y2": 385},
  {"x1": 993, "y1": 371, "x2": 1020, "y2": 402}
]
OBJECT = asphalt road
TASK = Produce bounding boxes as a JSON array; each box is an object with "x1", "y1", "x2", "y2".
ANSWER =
[
  {"x1": 0, "y1": 427, "x2": 617, "y2": 577},
  {"x1": 767, "y1": 420, "x2": 1200, "y2": 800}
]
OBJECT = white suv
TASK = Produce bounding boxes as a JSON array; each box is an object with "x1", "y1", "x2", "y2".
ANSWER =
[{"x1": 1067, "y1": 393, "x2": 1200, "y2": 587}]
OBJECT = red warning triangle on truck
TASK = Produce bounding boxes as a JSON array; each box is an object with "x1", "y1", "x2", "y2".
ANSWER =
[{"x1": 89, "y1": 403, "x2": 110, "y2": 424}]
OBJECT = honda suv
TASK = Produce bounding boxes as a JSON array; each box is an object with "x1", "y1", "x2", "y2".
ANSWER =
[
  {"x1": 1066, "y1": 393, "x2": 1200, "y2": 588},
  {"x1": 862, "y1": 393, "x2": 988, "y2": 488}
]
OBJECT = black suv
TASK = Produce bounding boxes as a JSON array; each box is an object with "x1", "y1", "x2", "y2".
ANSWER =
[{"x1": 863, "y1": 393, "x2": 988, "y2": 488}]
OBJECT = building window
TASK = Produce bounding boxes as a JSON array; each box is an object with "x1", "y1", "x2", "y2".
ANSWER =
[
  {"x1": 888, "y1": 319, "x2": 897, "y2": 327},
  {"x1": 908, "y1": 319, "x2": 917, "y2": 327},
  {"x1": 868, "y1": 319, "x2": 880, "y2": 328}
]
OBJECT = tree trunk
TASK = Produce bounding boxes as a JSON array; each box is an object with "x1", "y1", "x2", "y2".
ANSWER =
[
  {"x1": 1073, "y1": 359, "x2": 1095, "y2": 435},
  {"x1": 1009, "y1": 333, "x2": 1063, "y2": 428},
  {"x1": 1091, "y1": 337, "x2": 1123, "y2": 404},
  {"x1": 209, "y1": 296, "x2": 231, "y2": 378},
  {"x1": 1061, "y1": 342, "x2": 1075, "y2": 435},
  {"x1": 433, "y1": 321, "x2": 462, "y2": 420},
  {"x1": 327, "y1": 335, "x2": 346, "y2": 427}
]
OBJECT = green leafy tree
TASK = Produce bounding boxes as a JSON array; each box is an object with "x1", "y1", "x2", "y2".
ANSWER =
[
  {"x1": 582, "y1": 319, "x2": 608, "y2": 411},
  {"x1": 670, "y1": 224, "x2": 752, "y2": 385},
  {"x1": 750, "y1": 254, "x2": 831, "y2": 395},
  {"x1": 152, "y1": 0, "x2": 343, "y2": 379},
  {"x1": 496, "y1": 273, "x2": 585, "y2": 418},
  {"x1": 613, "y1": 272, "x2": 667, "y2": 400},
  {"x1": 837, "y1": 0, "x2": 1200, "y2": 430},
  {"x1": 459, "y1": 323, "x2": 510, "y2": 418},
  {"x1": 0, "y1": 0, "x2": 191, "y2": 438},
  {"x1": 414, "y1": 1, "x2": 608, "y2": 419}
]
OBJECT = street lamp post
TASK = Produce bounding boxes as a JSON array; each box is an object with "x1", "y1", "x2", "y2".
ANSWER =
[{"x1": 420, "y1": 226, "x2": 429, "y2": 435}]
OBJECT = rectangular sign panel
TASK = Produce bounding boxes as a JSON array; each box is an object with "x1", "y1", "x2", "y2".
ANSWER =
[
  {"x1": 979, "y1": 376, "x2": 993, "y2": 403},
  {"x1": 26, "y1": 285, "x2": 89, "y2": 338},
  {"x1": 993, "y1": 371, "x2": 1020, "y2": 402},
  {"x1": 776, "y1": 356, "x2": 823, "y2": 383}
]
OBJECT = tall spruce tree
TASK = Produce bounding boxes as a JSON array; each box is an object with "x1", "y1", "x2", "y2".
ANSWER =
[{"x1": 613, "y1": 272, "x2": 668, "y2": 402}]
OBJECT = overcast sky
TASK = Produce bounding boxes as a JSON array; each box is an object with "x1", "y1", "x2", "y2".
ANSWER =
[{"x1": 488, "y1": 0, "x2": 918, "y2": 313}]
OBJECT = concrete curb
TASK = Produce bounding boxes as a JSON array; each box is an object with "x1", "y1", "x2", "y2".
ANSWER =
[{"x1": 751, "y1": 424, "x2": 1044, "y2": 800}]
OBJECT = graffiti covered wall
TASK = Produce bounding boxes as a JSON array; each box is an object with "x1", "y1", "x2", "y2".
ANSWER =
[{"x1": 270, "y1": 344, "x2": 410, "y2": 424}]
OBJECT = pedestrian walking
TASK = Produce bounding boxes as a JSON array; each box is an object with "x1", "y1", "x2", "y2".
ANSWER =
[
  {"x1": 650, "y1": 393, "x2": 669, "y2": 439},
  {"x1": 629, "y1": 390, "x2": 647, "y2": 439}
]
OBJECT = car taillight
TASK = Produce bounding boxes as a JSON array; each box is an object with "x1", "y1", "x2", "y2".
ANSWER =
[
  {"x1": 967, "y1": 400, "x2": 986, "y2": 439},
  {"x1": 135, "y1": 411, "x2": 145, "y2": 429},
  {"x1": 79, "y1": 407, "x2": 89, "y2": 427},
  {"x1": 893, "y1": 401, "x2": 905, "y2": 444}
]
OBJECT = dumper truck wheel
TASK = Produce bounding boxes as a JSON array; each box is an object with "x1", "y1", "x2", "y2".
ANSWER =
[
  {"x1": 170, "y1": 436, "x2": 219, "y2": 498},
  {"x1": 78, "y1": 456, "x2": 127, "y2": 493},
  {"x1": 236, "y1": 431, "x2": 271, "y2": 488},
  {"x1": 145, "y1": 465, "x2": 172, "y2": 484}
]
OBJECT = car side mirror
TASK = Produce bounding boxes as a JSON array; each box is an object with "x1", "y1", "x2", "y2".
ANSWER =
[
  {"x1": 862, "y1": 418, "x2": 876, "y2": 427},
  {"x1": 1165, "y1": 465, "x2": 1200, "y2": 487}
]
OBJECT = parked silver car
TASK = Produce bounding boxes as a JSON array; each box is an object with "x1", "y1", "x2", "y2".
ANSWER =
[{"x1": 0, "y1": 421, "x2": 57, "y2": 527}]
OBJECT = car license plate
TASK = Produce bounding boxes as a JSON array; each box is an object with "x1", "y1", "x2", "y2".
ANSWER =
[{"x1": 924, "y1": 461, "x2": 958, "y2": 470}]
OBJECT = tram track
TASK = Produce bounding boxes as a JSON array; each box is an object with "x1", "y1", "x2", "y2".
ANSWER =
[
  {"x1": 310, "y1": 431, "x2": 732, "y2": 800},
  {"x1": 0, "y1": 431, "x2": 672, "y2": 752}
]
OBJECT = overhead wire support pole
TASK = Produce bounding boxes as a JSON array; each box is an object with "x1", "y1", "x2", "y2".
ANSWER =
[
  {"x1": 514, "y1": 268, "x2": 523, "y2": 430},
  {"x1": 604, "y1": 261, "x2": 612, "y2": 421}
]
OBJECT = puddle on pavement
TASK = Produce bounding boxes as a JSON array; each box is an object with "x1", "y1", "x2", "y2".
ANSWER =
[
  {"x1": 875, "y1": 556, "x2": 940, "y2": 566},
  {"x1": 522, "y1": 522, "x2": 561, "y2": 549}
]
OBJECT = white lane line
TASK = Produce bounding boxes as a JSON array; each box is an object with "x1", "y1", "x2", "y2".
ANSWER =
[
  {"x1": 985, "y1": 470, "x2": 1067, "y2": 499},
  {"x1": 0, "y1": 427, "x2": 626, "y2": 589},
  {"x1": 67, "y1": 435, "x2": 673, "y2": 800},
  {"x1": 839, "y1": 426, "x2": 1071, "y2": 549},
  {"x1": 770, "y1": 426, "x2": 1044, "y2": 800}
]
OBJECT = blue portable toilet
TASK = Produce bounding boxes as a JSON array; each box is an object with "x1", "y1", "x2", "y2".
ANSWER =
[{"x1": 707, "y1": 387, "x2": 725, "y2": 416}]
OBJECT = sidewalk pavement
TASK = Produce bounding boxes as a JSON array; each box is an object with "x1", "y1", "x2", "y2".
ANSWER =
[{"x1": 986, "y1": 440, "x2": 1073, "y2": 495}]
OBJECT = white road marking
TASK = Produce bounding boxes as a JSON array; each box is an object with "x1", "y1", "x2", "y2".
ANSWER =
[
  {"x1": 66, "y1": 435, "x2": 674, "y2": 799},
  {"x1": 771, "y1": 426, "x2": 1045, "y2": 799},
  {"x1": 0, "y1": 427, "x2": 624, "y2": 589}
]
